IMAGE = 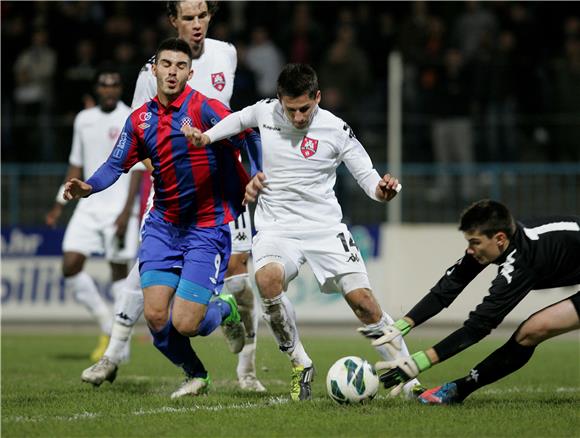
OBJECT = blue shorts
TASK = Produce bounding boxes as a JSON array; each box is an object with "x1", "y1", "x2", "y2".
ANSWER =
[{"x1": 139, "y1": 214, "x2": 231, "y2": 305}]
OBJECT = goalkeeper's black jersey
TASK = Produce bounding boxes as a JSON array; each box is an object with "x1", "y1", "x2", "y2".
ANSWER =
[{"x1": 407, "y1": 215, "x2": 580, "y2": 361}]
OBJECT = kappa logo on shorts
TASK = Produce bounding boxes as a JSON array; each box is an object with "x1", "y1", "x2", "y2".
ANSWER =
[
  {"x1": 211, "y1": 72, "x2": 226, "y2": 91},
  {"x1": 347, "y1": 253, "x2": 360, "y2": 263},
  {"x1": 300, "y1": 136, "x2": 318, "y2": 158},
  {"x1": 234, "y1": 232, "x2": 248, "y2": 241}
]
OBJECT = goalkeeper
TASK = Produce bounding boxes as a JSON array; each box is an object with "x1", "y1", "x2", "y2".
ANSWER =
[{"x1": 361, "y1": 199, "x2": 580, "y2": 403}]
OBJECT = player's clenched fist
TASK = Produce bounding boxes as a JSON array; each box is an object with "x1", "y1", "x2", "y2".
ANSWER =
[
  {"x1": 181, "y1": 125, "x2": 210, "y2": 147},
  {"x1": 64, "y1": 178, "x2": 93, "y2": 201},
  {"x1": 375, "y1": 173, "x2": 402, "y2": 202},
  {"x1": 244, "y1": 172, "x2": 266, "y2": 205}
]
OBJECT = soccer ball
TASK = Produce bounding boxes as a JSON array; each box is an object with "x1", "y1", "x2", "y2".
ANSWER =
[{"x1": 326, "y1": 356, "x2": 379, "y2": 404}]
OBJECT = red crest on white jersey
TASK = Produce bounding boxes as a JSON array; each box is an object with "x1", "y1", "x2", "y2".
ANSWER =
[
  {"x1": 300, "y1": 136, "x2": 318, "y2": 158},
  {"x1": 211, "y1": 72, "x2": 226, "y2": 91}
]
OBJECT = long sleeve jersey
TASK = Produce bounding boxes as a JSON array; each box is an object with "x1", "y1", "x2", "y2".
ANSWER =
[
  {"x1": 406, "y1": 216, "x2": 580, "y2": 361},
  {"x1": 203, "y1": 98, "x2": 384, "y2": 232}
]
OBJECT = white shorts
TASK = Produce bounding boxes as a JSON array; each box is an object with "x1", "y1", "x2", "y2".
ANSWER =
[
  {"x1": 229, "y1": 209, "x2": 252, "y2": 253},
  {"x1": 62, "y1": 207, "x2": 139, "y2": 263},
  {"x1": 252, "y1": 223, "x2": 368, "y2": 294}
]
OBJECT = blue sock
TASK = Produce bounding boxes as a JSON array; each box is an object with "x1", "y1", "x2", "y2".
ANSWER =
[
  {"x1": 196, "y1": 299, "x2": 231, "y2": 337},
  {"x1": 150, "y1": 319, "x2": 207, "y2": 379}
]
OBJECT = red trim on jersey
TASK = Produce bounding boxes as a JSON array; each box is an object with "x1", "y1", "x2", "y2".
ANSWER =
[
  {"x1": 187, "y1": 93, "x2": 216, "y2": 227},
  {"x1": 155, "y1": 111, "x2": 180, "y2": 223}
]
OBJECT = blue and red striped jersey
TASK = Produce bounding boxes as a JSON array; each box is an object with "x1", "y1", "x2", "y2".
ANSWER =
[{"x1": 86, "y1": 85, "x2": 262, "y2": 227}]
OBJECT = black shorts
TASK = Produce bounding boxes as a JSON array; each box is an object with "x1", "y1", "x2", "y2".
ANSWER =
[{"x1": 570, "y1": 291, "x2": 580, "y2": 317}]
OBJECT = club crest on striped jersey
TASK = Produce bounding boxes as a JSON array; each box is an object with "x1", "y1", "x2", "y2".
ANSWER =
[
  {"x1": 180, "y1": 116, "x2": 192, "y2": 128},
  {"x1": 300, "y1": 136, "x2": 318, "y2": 158},
  {"x1": 211, "y1": 72, "x2": 226, "y2": 91}
]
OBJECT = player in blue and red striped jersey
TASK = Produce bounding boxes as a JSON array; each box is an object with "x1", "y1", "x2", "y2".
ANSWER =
[{"x1": 65, "y1": 38, "x2": 262, "y2": 398}]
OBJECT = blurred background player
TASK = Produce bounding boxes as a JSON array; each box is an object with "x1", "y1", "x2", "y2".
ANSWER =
[
  {"x1": 68, "y1": 38, "x2": 261, "y2": 398},
  {"x1": 45, "y1": 65, "x2": 143, "y2": 361},
  {"x1": 82, "y1": 1, "x2": 265, "y2": 393},
  {"x1": 367, "y1": 200, "x2": 580, "y2": 402},
  {"x1": 186, "y1": 63, "x2": 423, "y2": 401}
]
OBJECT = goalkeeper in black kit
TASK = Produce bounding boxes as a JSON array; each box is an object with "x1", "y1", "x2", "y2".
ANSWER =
[{"x1": 360, "y1": 199, "x2": 580, "y2": 404}]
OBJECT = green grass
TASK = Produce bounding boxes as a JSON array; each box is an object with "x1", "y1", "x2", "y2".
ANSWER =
[{"x1": 2, "y1": 331, "x2": 579, "y2": 437}]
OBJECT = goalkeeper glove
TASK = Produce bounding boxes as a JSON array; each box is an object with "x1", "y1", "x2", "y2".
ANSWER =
[
  {"x1": 358, "y1": 318, "x2": 412, "y2": 352},
  {"x1": 375, "y1": 351, "x2": 432, "y2": 397}
]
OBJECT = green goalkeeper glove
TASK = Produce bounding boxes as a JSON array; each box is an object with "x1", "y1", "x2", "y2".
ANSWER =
[
  {"x1": 375, "y1": 351, "x2": 432, "y2": 396},
  {"x1": 358, "y1": 318, "x2": 412, "y2": 353}
]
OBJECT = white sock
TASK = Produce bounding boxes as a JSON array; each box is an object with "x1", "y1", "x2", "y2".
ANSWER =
[
  {"x1": 67, "y1": 271, "x2": 112, "y2": 334},
  {"x1": 289, "y1": 342, "x2": 312, "y2": 368},
  {"x1": 104, "y1": 322, "x2": 133, "y2": 364},
  {"x1": 365, "y1": 312, "x2": 421, "y2": 392},
  {"x1": 113, "y1": 262, "x2": 144, "y2": 326},
  {"x1": 237, "y1": 343, "x2": 256, "y2": 377},
  {"x1": 261, "y1": 293, "x2": 312, "y2": 367}
]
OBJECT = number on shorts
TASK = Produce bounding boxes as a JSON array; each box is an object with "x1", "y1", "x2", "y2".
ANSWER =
[
  {"x1": 336, "y1": 232, "x2": 358, "y2": 252},
  {"x1": 214, "y1": 253, "x2": 222, "y2": 279}
]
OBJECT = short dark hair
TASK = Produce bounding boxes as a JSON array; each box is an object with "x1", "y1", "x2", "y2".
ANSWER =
[
  {"x1": 277, "y1": 63, "x2": 319, "y2": 99},
  {"x1": 94, "y1": 62, "x2": 122, "y2": 85},
  {"x1": 155, "y1": 38, "x2": 193, "y2": 63},
  {"x1": 166, "y1": 1, "x2": 219, "y2": 18},
  {"x1": 459, "y1": 199, "x2": 516, "y2": 238}
]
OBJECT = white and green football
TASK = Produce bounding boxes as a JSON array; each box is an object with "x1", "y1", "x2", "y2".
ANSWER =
[{"x1": 326, "y1": 356, "x2": 379, "y2": 404}]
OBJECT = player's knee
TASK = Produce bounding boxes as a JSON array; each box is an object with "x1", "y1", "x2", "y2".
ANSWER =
[
  {"x1": 255, "y1": 265, "x2": 284, "y2": 298},
  {"x1": 172, "y1": 318, "x2": 199, "y2": 337},
  {"x1": 62, "y1": 262, "x2": 82, "y2": 277},
  {"x1": 62, "y1": 253, "x2": 84, "y2": 277},
  {"x1": 515, "y1": 314, "x2": 551, "y2": 346},
  {"x1": 226, "y1": 252, "x2": 249, "y2": 277},
  {"x1": 144, "y1": 307, "x2": 169, "y2": 332}
]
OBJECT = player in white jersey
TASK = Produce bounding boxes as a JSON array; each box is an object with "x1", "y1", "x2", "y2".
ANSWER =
[
  {"x1": 185, "y1": 63, "x2": 425, "y2": 401},
  {"x1": 81, "y1": 0, "x2": 265, "y2": 393},
  {"x1": 46, "y1": 67, "x2": 142, "y2": 361}
]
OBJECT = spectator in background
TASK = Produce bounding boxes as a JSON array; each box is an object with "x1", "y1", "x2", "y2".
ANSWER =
[
  {"x1": 246, "y1": 26, "x2": 285, "y2": 98},
  {"x1": 453, "y1": 1, "x2": 498, "y2": 62},
  {"x1": 486, "y1": 31, "x2": 519, "y2": 162},
  {"x1": 319, "y1": 24, "x2": 371, "y2": 126},
  {"x1": 13, "y1": 28, "x2": 57, "y2": 162},
  {"x1": 63, "y1": 39, "x2": 98, "y2": 115},
  {"x1": 427, "y1": 48, "x2": 475, "y2": 202},
  {"x1": 231, "y1": 40, "x2": 259, "y2": 111},
  {"x1": 550, "y1": 35, "x2": 580, "y2": 162},
  {"x1": 278, "y1": 2, "x2": 324, "y2": 66},
  {"x1": 136, "y1": 28, "x2": 160, "y2": 65},
  {"x1": 113, "y1": 41, "x2": 139, "y2": 105}
]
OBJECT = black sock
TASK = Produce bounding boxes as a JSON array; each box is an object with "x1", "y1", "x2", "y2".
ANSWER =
[{"x1": 452, "y1": 336, "x2": 536, "y2": 401}]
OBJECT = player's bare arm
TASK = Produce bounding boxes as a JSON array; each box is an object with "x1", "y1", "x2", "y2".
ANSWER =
[
  {"x1": 64, "y1": 178, "x2": 93, "y2": 201},
  {"x1": 45, "y1": 165, "x2": 83, "y2": 227},
  {"x1": 244, "y1": 172, "x2": 266, "y2": 205},
  {"x1": 375, "y1": 174, "x2": 402, "y2": 202}
]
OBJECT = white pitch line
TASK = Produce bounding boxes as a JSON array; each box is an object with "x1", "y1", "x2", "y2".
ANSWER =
[{"x1": 6, "y1": 388, "x2": 579, "y2": 424}]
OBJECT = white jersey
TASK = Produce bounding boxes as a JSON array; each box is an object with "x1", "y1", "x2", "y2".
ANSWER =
[
  {"x1": 131, "y1": 38, "x2": 237, "y2": 109},
  {"x1": 69, "y1": 102, "x2": 139, "y2": 214},
  {"x1": 205, "y1": 99, "x2": 383, "y2": 232}
]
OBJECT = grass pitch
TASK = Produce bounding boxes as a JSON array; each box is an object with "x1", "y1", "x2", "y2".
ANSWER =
[{"x1": 2, "y1": 328, "x2": 578, "y2": 437}]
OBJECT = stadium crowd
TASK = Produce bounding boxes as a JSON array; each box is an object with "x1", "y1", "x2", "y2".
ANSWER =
[{"x1": 2, "y1": 1, "x2": 580, "y2": 165}]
